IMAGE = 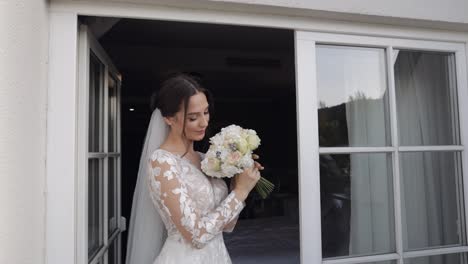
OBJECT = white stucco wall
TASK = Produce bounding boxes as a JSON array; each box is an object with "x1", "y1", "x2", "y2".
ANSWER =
[
  {"x1": 211, "y1": 0, "x2": 468, "y2": 24},
  {"x1": 0, "y1": 0, "x2": 48, "y2": 263},
  {"x1": 1, "y1": 0, "x2": 465, "y2": 263},
  {"x1": 60, "y1": 0, "x2": 468, "y2": 31}
]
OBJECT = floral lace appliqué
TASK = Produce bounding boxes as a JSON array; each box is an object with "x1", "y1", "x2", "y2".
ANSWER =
[{"x1": 147, "y1": 149, "x2": 245, "y2": 249}]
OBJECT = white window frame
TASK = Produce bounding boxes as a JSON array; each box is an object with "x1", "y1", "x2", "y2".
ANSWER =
[
  {"x1": 47, "y1": 1, "x2": 468, "y2": 264},
  {"x1": 296, "y1": 31, "x2": 468, "y2": 264},
  {"x1": 76, "y1": 24, "x2": 123, "y2": 264}
]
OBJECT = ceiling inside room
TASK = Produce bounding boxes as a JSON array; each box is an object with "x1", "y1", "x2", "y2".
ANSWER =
[{"x1": 82, "y1": 16, "x2": 295, "y2": 111}]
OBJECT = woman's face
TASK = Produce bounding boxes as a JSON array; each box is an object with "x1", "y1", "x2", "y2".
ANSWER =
[{"x1": 166, "y1": 92, "x2": 210, "y2": 141}]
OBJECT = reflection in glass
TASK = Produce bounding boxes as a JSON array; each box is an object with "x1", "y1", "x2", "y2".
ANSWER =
[
  {"x1": 89, "y1": 53, "x2": 104, "y2": 152},
  {"x1": 88, "y1": 159, "x2": 103, "y2": 259},
  {"x1": 405, "y1": 253, "x2": 467, "y2": 264},
  {"x1": 108, "y1": 75, "x2": 117, "y2": 152},
  {"x1": 320, "y1": 153, "x2": 395, "y2": 258},
  {"x1": 394, "y1": 50, "x2": 460, "y2": 146},
  {"x1": 317, "y1": 45, "x2": 391, "y2": 147},
  {"x1": 401, "y1": 151, "x2": 465, "y2": 251},
  {"x1": 108, "y1": 158, "x2": 117, "y2": 234}
]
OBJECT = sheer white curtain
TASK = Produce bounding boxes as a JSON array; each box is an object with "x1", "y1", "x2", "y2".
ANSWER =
[
  {"x1": 346, "y1": 82, "x2": 394, "y2": 256},
  {"x1": 318, "y1": 44, "x2": 462, "y2": 263},
  {"x1": 347, "y1": 51, "x2": 460, "y2": 261},
  {"x1": 316, "y1": 45, "x2": 396, "y2": 257},
  {"x1": 394, "y1": 51, "x2": 460, "y2": 260}
]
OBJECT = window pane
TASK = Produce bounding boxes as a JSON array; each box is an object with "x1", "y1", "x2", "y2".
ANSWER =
[
  {"x1": 89, "y1": 53, "x2": 104, "y2": 152},
  {"x1": 317, "y1": 45, "x2": 391, "y2": 147},
  {"x1": 108, "y1": 157, "x2": 118, "y2": 235},
  {"x1": 108, "y1": 238, "x2": 118, "y2": 264},
  {"x1": 400, "y1": 151, "x2": 465, "y2": 251},
  {"x1": 88, "y1": 158, "x2": 103, "y2": 259},
  {"x1": 405, "y1": 253, "x2": 467, "y2": 264},
  {"x1": 108, "y1": 75, "x2": 117, "y2": 152},
  {"x1": 394, "y1": 50, "x2": 460, "y2": 146},
  {"x1": 359, "y1": 261, "x2": 396, "y2": 264},
  {"x1": 321, "y1": 153, "x2": 395, "y2": 258}
]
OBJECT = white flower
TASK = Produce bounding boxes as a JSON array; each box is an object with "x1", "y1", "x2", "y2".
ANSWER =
[
  {"x1": 246, "y1": 134, "x2": 261, "y2": 150},
  {"x1": 201, "y1": 124, "x2": 261, "y2": 179},
  {"x1": 239, "y1": 153, "x2": 254, "y2": 169},
  {"x1": 226, "y1": 151, "x2": 242, "y2": 165},
  {"x1": 236, "y1": 137, "x2": 249, "y2": 154}
]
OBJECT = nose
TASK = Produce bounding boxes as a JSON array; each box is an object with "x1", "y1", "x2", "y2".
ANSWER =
[{"x1": 200, "y1": 115, "x2": 208, "y2": 127}]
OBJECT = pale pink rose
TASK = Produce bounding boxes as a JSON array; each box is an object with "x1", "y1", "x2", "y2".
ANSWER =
[{"x1": 226, "y1": 151, "x2": 242, "y2": 165}]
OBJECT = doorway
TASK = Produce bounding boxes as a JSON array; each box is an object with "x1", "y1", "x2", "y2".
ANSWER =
[{"x1": 81, "y1": 16, "x2": 299, "y2": 264}]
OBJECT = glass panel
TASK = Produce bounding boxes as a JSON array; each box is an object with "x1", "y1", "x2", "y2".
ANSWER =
[
  {"x1": 89, "y1": 52, "x2": 104, "y2": 152},
  {"x1": 400, "y1": 151, "x2": 465, "y2": 251},
  {"x1": 88, "y1": 158, "x2": 103, "y2": 259},
  {"x1": 320, "y1": 153, "x2": 395, "y2": 258},
  {"x1": 108, "y1": 238, "x2": 117, "y2": 264},
  {"x1": 108, "y1": 157, "x2": 117, "y2": 234},
  {"x1": 108, "y1": 75, "x2": 117, "y2": 152},
  {"x1": 317, "y1": 45, "x2": 391, "y2": 147},
  {"x1": 359, "y1": 261, "x2": 396, "y2": 264},
  {"x1": 394, "y1": 50, "x2": 460, "y2": 146},
  {"x1": 405, "y1": 253, "x2": 467, "y2": 264}
]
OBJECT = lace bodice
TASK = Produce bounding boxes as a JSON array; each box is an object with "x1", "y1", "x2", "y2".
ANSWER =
[{"x1": 147, "y1": 149, "x2": 245, "y2": 249}]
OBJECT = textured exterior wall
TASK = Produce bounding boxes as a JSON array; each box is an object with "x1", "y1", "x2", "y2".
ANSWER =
[
  {"x1": 58, "y1": 0, "x2": 468, "y2": 31},
  {"x1": 0, "y1": 0, "x2": 48, "y2": 263},
  {"x1": 209, "y1": 0, "x2": 468, "y2": 24},
  {"x1": 2, "y1": 0, "x2": 466, "y2": 263}
]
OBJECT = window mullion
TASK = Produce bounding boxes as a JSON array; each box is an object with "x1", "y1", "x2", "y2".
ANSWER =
[
  {"x1": 403, "y1": 246, "x2": 468, "y2": 259},
  {"x1": 102, "y1": 66, "x2": 109, "y2": 264},
  {"x1": 319, "y1": 147, "x2": 395, "y2": 154},
  {"x1": 398, "y1": 145, "x2": 464, "y2": 152},
  {"x1": 322, "y1": 253, "x2": 400, "y2": 264},
  {"x1": 387, "y1": 46, "x2": 404, "y2": 264},
  {"x1": 116, "y1": 78, "x2": 123, "y2": 264},
  {"x1": 455, "y1": 47, "x2": 468, "y2": 254}
]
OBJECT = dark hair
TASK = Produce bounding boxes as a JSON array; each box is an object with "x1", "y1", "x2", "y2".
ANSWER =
[{"x1": 150, "y1": 73, "x2": 214, "y2": 152}]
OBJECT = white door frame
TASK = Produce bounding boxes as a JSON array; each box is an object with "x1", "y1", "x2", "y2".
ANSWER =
[{"x1": 47, "y1": 1, "x2": 468, "y2": 264}]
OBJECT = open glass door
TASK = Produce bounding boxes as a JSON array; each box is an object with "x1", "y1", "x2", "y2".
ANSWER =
[{"x1": 77, "y1": 25, "x2": 125, "y2": 264}]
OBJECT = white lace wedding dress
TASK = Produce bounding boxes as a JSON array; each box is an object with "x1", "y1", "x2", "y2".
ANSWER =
[{"x1": 147, "y1": 149, "x2": 246, "y2": 264}]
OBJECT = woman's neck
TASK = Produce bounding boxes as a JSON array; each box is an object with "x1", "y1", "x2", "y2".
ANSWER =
[{"x1": 161, "y1": 131, "x2": 194, "y2": 155}]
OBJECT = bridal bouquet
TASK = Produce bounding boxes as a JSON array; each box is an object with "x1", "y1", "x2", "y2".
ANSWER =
[{"x1": 201, "y1": 124, "x2": 274, "y2": 199}]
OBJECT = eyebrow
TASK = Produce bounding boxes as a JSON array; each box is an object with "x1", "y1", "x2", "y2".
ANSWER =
[{"x1": 187, "y1": 106, "x2": 209, "y2": 116}]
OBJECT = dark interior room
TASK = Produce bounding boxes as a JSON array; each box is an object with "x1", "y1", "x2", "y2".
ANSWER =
[{"x1": 82, "y1": 16, "x2": 300, "y2": 263}]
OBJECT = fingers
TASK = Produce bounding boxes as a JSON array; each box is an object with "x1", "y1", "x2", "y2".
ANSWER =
[
  {"x1": 254, "y1": 161, "x2": 264, "y2": 170},
  {"x1": 252, "y1": 154, "x2": 264, "y2": 171},
  {"x1": 252, "y1": 167, "x2": 261, "y2": 180}
]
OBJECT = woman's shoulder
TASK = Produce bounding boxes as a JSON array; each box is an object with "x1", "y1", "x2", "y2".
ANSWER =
[{"x1": 150, "y1": 149, "x2": 179, "y2": 164}]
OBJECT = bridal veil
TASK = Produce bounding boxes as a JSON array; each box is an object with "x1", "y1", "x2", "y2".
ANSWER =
[{"x1": 125, "y1": 109, "x2": 169, "y2": 264}]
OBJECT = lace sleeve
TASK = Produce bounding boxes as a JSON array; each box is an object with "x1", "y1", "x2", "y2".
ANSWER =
[
  {"x1": 147, "y1": 153, "x2": 245, "y2": 249},
  {"x1": 210, "y1": 177, "x2": 243, "y2": 233}
]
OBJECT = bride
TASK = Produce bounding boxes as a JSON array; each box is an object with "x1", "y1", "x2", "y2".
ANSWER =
[{"x1": 125, "y1": 73, "x2": 262, "y2": 264}]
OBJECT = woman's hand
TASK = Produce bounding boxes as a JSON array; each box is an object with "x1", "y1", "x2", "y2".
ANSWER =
[{"x1": 233, "y1": 154, "x2": 264, "y2": 201}]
